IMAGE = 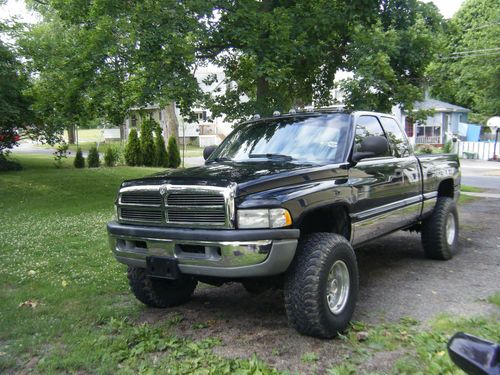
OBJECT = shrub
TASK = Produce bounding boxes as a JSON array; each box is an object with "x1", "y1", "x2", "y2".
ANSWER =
[
  {"x1": 415, "y1": 145, "x2": 435, "y2": 154},
  {"x1": 87, "y1": 145, "x2": 100, "y2": 168},
  {"x1": 53, "y1": 143, "x2": 70, "y2": 168},
  {"x1": 104, "y1": 145, "x2": 119, "y2": 167},
  {"x1": 441, "y1": 140, "x2": 453, "y2": 154},
  {"x1": 124, "y1": 128, "x2": 141, "y2": 166},
  {"x1": 167, "y1": 136, "x2": 181, "y2": 168},
  {"x1": 140, "y1": 119, "x2": 156, "y2": 166},
  {"x1": 0, "y1": 153, "x2": 22, "y2": 171},
  {"x1": 154, "y1": 126, "x2": 168, "y2": 167},
  {"x1": 74, "y1": 148, "x2": 85, "y2": 168}
]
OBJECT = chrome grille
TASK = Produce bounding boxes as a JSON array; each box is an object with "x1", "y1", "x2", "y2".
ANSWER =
[
  {"x1": 121, "y1": 192, "x2": 162, "y2": 206},
  {"x1": 167, "y1": 193, "x2": 224, "y2": 206},
  {"x1": 166, "y1": 191, "x2": 226, "y2": 225},
  {"x1": 167, "y1": 208, "x2": 226, "y2": 224},
  {"x1": 117, "y1": 185, "x2": 233, "y2": 228},
  {"x1": 120, "y1": 208, "x2": 163, "y2": 223}
]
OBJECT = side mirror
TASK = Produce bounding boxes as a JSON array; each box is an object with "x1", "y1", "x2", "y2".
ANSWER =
[
  {"x1": 448, "y1": 332, "x2": 500, "y2": 375},
  {"x1": 203, "y1": 145, "x2": 217, "y2": 160},
  {"x1": 352, "y1": 136, "x2": 389, "y2": 162}
]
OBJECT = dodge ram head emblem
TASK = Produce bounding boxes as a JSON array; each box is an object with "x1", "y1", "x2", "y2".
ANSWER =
[{"x1": 160, "y1": 186, "x2": 166, "y2": 195}]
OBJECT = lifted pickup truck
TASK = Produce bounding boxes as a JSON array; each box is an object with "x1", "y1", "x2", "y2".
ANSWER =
[{"x1": 107, "y1": 110, "x2": 460, "y2": 338}]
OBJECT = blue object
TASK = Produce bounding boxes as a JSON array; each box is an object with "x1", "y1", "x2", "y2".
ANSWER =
[{"x1": 466, "y1": 124, "x2": 481, "y2": 142}]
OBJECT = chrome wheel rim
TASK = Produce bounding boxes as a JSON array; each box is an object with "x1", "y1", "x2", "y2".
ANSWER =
[
  {"x1": 446, "y1": 213, "x2": 456, "y2": 246},
  {"x1": 326, "y1": 260, "x2": 350, "y2": 315}
]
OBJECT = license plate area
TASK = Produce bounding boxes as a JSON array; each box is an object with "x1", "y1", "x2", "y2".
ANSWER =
[{"x1": 146, "y1": 256, "x2": 180, "y2": 279}]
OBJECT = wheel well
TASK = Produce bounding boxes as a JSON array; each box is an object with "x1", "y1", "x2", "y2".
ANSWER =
[
  {"x1": 438, "y1": 179, "x2": 454, "y2": 198},
  {"x1": 297, "y1": 205, "x2": 351, "y2": 240}
]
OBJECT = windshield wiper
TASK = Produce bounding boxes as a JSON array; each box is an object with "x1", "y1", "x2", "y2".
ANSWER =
[{"x1": 248, "y1": 153, "x2": 294, "y2": 161}]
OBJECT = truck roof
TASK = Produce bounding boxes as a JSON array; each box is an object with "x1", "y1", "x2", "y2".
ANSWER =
[{"x1": 242, "y1": 109, "x2": 397, "y2": 125}]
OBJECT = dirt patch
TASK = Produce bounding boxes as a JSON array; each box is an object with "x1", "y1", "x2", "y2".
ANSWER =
[{"x1": 138, "y1": 198, "x2": 500, "y2": 373}]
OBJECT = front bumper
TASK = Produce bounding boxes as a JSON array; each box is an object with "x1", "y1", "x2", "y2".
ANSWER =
[{"x1": 107, "y1": 221, "x2": 299, "y2": 278}]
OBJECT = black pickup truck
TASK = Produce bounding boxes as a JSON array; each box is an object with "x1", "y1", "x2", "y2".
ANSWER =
[{"x1": 107, "y1": 110, "x2": 460, "y2": 338}]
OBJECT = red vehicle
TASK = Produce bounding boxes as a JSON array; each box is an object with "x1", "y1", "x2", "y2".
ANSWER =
[{"x1": 0, "y1": 131, "x2": 21, "y2": 143}]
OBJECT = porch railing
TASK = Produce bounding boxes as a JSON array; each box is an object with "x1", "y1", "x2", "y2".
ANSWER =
[{"x1": 415, "y1": 136, "x2": 441, "y2": 144}]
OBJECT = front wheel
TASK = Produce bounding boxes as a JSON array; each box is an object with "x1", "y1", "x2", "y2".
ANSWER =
[
  {"x1": 284, "y1": 233, "x2": 359, "y2": 338},
  {"x1": 421, "y1": 197, "x2": 459, "y2": 260},
  {"x1": 127, "y1": 266, "x2": 197, "y2": 308}
]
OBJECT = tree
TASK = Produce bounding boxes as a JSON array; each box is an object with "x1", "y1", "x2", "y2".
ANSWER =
[
  {"x1": 338, "y1": 1, "x2": 443, "y2": 113},
  {"x1": 0, "y1": 39, "x2": 32, "y2": 154},
  {"x1": 427, "y1": 0, "x2": 500, "y2": 123},
  {"x1": 167, "y1": 136, "x2": 181, "y2": 168},
  {"x1": 104, "y1": 146, "x2": 118, "y2": 167},
  {"x1": 204, "y1": 0, "x2": 380, "y2": 118},
  {"x1": 20, "y1": 0, "x2": 208, "y2": 142},
  {"x1": 140, "y1": 119, "x2": 156, "y2": 167},
  {"x1": 87, "y1": 145, "x2": 100, "y2": 168},
  {"x1": 124, "y1": 128, "x2": 141, "y2": 166},
  {"x1": 74, "y1": 148, "x2": 85, "y2": 168},
  {"x1": 154, "y1": 125, "x2": 168, "y2": 168}
]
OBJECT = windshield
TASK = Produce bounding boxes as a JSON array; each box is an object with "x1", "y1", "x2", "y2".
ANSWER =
[{"x1": 209, "y1": 113, "x2": 351, "y2": 164}]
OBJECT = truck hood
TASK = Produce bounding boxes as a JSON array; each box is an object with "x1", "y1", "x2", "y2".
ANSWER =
[{"x1": 122, "y1": 161, "x2": 349, "y2": 196}]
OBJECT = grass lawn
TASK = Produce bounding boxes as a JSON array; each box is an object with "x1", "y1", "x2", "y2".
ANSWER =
[{"x1": 1, "y1": 154, "x2": 498, "y2": 374}]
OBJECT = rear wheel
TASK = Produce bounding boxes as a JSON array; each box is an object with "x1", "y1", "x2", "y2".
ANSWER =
[
  {"x1": 127, "y1": 266, "x2": 197, "y2": 308},
  {"x1": 421, "y1": 197, "x2": 459, "y2": 260},
  {"x1": 284, "y1": 233, "x2": 358, "y2": 338}
]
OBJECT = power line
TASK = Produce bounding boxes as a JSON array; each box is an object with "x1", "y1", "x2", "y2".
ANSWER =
[
  {"x1": 439, "y1": 51, "x2": 500, "y2": 60},
  {"x1": 450, "y1": 47, "x2": 500, "y2": 55}
]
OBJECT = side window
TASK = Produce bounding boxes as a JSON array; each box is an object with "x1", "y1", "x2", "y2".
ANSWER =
[
  {"x1": 379, "y1": 117, "x2": 411, "y2": 157},
  {"x1": 354, "y1": 116, "x2": 390, "y2": 157}
]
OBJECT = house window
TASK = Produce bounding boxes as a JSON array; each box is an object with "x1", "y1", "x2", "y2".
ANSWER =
[
  {"x1": 415, "y1": 118, "x2": 441, "y2": 144},
  {"x1": 131, "y1": 114, "x2": 137, "y2": 127},
  {"x1": 196, "y1": 111, "x2": 207, "y2": 122}
]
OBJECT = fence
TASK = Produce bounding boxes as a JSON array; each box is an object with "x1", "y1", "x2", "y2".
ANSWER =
[
  {"x1": 457, "y1": 141, "x2": 498, "y2": 160},
  {"x1": 415, "y1": 135, "x2": 441, "y2": 144}
]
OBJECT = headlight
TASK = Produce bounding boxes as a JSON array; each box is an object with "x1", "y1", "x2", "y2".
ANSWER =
[{"x1": 237, "y1": 208, "x2": 292, "y2": 229}]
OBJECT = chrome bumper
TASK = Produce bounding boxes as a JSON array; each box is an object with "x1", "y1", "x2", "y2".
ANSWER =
[{"x1": 107, "y1": 222, "x2": 298, "y2": 278}]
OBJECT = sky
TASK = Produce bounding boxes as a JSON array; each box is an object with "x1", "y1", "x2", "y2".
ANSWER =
[{"x1": 1, "y1": 0, "x2": 466, "y2": 24}]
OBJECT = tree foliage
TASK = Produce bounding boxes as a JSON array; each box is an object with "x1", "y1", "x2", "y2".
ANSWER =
[
  {"x1": 167, "y1": 136, "x2": 181, "y2": 169},
  {"x1": 140, "y1": 119, "x2": 156, "y2": 167},
  {"x1": 0, "y1": 39, "x2": 32, "y2": 154},
  {"x1": 74, "y1": 148, "x2": 85, "y2": 168},
  {"x1": 427, "y1": 0, "x2": 500, "y2": 123},
  {"x1": 124, "y1": 128, "x2": 141, "y2": 166},
  {"x1": 104, "y1": 146, "x2": 119, "y2": 167},
  {"x1": 338, "y1": 0, "x2": 443, "y2": 113},
  {"x1": 87, "y1": 145, "x2": 100, "y2": 168},
  {"x1": 154, "y1": 126, "x2": 168, "y2": 168},
  {"x1": 19, "y1": 0, "x2": 208, "y2": 142}
]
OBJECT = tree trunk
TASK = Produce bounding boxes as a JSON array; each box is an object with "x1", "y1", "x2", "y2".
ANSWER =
[
  {"x1": 256, "y1": 76, "x2": 271, "y2": 116},
  {"x1": 164, "y1": 101, "x2": 179, "y2": 143},
  {"x1": 67, "y1": 125, "x2": 76, "y2": 144}
]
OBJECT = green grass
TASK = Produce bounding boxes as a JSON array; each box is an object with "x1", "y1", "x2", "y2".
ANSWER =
[
  {"x1": 327, "y1": 315, "x2": 500, "y2": 374},
  {"x1": 488, "y1": 293, "x2": 500, "y2": 307},
  {"x1": 461, "y1": 185, "x2": 484, "y2": 193}
]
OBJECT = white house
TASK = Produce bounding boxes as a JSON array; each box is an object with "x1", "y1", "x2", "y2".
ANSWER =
[{"x1": 392, "y1": 98, "x2": 470, "y2": 146}]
